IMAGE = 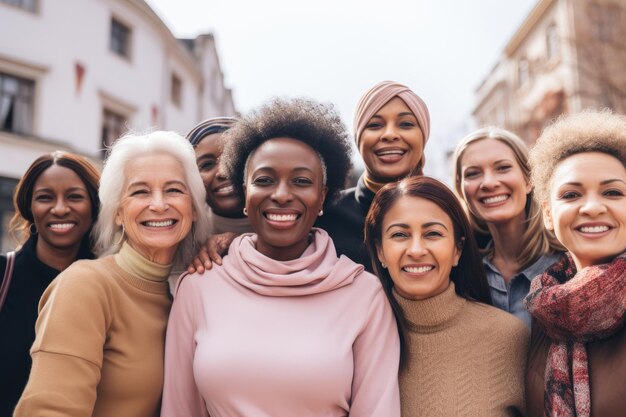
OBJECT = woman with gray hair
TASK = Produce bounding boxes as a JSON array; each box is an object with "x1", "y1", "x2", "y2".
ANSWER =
[{"x1": 15, "y1": 131, "x2": 210, "y2": 417}]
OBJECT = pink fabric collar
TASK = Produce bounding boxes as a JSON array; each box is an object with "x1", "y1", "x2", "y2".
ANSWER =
[{"x1": 222, "y1": 228, "x2": 364, "y2": 297}]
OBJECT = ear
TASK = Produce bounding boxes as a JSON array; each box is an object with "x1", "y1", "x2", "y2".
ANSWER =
[
  {"x1": 453, "y1": 237, "x2": 464, "y2": 267},
  {"x1": 542, "y1": 200, "x2": 554, "y2": 231},
  {"x1": 115, "y1": 209, "x2": 123, "y2": 227},
  {"x1": 319, "y1": 186, "x2": 328, "y2": 212},
  {"x1": 525, "y1": 179, "x2": 533, "y2": 195},
  {"x1": 376, "y1": 242, "x2": 386, "y2": 267}
]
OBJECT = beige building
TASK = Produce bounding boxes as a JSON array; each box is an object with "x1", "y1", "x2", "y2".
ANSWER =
[
  {"x1": 473, "y1": 0, "x2": 626, "y2": 143},
  {"x1": 0, "y1": 0, "x2": 236, "y2": 251}
]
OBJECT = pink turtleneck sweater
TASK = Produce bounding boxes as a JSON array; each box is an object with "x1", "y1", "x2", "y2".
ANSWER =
[{"x1": 161, "y1": 228, "x2": 400, "y2": 417}]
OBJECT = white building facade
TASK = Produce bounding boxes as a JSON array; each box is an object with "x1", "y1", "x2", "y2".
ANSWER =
[{"x1": 0, "y1": 0, "x2": 236, "y2": 251}]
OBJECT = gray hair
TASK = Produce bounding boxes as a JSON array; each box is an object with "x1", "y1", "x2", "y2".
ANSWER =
[{"x1": 93, "y1": 131, "x2": 211, "y2": 270}]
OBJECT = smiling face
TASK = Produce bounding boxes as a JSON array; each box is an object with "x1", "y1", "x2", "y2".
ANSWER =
[
  {"x1": 31, "y1": 164, "x2": 94, "y2": 256},
  {"x1": 376, "y1": 196, "x2": 461, "y2": 300},
  {"x1": 543, "y1": 152, "x2": 626, "y2": 270},
  {"x1": 244, "y1": 137, "x2": 327, "y2": 261},
  {"x1": 195, "y1": 132, "x2": 244, "y2": 217},
  {"x1": 460, "y1": 138, "x2": 531, "y2": 226},
  {"x1": 115, "y1": 153, "x2": 196, "y2": 264},
  {"x1": 358, "y1": 97, "x2": 425, "y2": 182}
]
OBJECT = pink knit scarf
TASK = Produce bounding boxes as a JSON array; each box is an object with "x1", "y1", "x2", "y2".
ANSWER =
[{"x1": 525, "y1": 251, "x2": 626, "y2": 417}]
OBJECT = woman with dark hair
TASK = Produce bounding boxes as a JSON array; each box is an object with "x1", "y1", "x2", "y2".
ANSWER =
[
  {"x1": 364, "y1": 176, "x2": 528, "y2": 417},
  {"x1": 186, "y1": 117, "x2": 251, "y2": 236},
  {"x1": 0, "y1": 151, "x2": 100, "y2": 417},
  {"x1": 162, "y1": 98, "x2": 401, "y2": 416},
  {"x1": 317, "y1": 80, "x2": 430, "y2": 270},
  {"x1": 526, "y1": 110, "x2": 626, "y2": 417},
  {"x1": 452, "y1": 128, "x2": 563, "y2": 327}
]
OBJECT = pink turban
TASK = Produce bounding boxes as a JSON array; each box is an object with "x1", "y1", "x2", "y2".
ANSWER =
[{"x1": 353, "y1": 81, "x2": 430, "y2": 147}]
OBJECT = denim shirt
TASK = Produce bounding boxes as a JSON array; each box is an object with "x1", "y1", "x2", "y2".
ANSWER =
[{"x1": 483, "y1": 251, "x2": 561, "y2": 327}]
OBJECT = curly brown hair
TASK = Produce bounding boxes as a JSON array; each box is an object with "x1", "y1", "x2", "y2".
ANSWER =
[
  {"x1": 220, "y1": 97, "x2": 353, "y2": 208},
  {"x1": 529, "y1": 110, "x2": 626, "y2": 203}
]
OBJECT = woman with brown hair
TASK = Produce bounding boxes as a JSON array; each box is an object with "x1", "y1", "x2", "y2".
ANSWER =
[
  {"x1": 0, "y1": 151, "x2": 100, "y2": 417},
  {"x1": 365, "y1": 176, "x2": 528, "y2": 417}
]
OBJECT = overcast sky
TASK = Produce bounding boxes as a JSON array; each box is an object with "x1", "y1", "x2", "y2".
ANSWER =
[{"x1": 145, "y1": 0, "x2": 537, "y2": 180}]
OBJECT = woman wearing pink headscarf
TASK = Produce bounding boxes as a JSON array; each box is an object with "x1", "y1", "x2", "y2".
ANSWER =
[{"x1": 317, "y1": 81, "x2": 430, "y2": 271}]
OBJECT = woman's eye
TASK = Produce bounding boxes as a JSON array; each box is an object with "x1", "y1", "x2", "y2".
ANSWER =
[
  {"x1": 559, "y1": 191, "x2": 579, "y2": 199},
  {"x1": 604, "y1": 188, "x2": 625, "y2": 197},
  {"x1": 252, "y1": 176, "x2": 273, "y2": 185},
  {"x1": 130, "y1": 189, "x2": 148, "y2": 196},
  {"x1": 497, "y1": 165, "x2": 512, "y2": 172},
  {"x1": 166, "y1": 188, "x2": 184, "y2": 194},
  {"x1": 35, "y1": 194, "x2": 52, "y2": 201},
  {"x1": 425, "y1": 230, "x2": 443, "y2": 238},
  {"x1": 390, "y1": 231, "x2": 408, "y2": 239},
  {"x1": 293, "y1": 177, "x2": 313, "y2": 186},
  {"x1": 365, "y1": 122, "x2": 383, "y2": 129},
  {"x1": 463, "y1": 171, "x2": 478, "y2": 179},
  {"x1": 68, "y1": 194, "x2": 86, "y2": 200},
  {"x1": 399, "y1": 121, "x2": 416, "y2": 128},
  {"x1": 199, "y1": 160, "x2": 216, "y2": 171}
]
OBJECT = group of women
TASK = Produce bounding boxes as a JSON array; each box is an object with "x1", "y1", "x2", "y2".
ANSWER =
[{"x1": 0, "y1": 79, "x2": 624, "y2": 417}]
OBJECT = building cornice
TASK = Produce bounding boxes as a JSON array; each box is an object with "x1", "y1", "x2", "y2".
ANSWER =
[{"x1": 504, "y1": 0, "x2": 556, "y2": 57}]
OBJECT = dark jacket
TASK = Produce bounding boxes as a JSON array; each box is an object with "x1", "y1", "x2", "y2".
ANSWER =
[
  {"x1": 526, "y1": 320, "x2": 626, "y2": 417},
  {"x1": 0, "y1": 235, "x2": 92, "y2": 417},
  {"x1": 316, "y1": 175, "x2": 375, "y2": 272}
]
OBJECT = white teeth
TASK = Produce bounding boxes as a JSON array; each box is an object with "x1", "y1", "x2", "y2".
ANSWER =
[
  {"x1": 403, "y1": 266, "x2": 434, "y2": 273},
  {"x1": 579, "y1": 225, "x2": 609, "y2": 233},
  {"x1": 144, "y1": 220, "x2": 174, "y2": 227},
  {"x1": 377, "y1": 150, "x2": 405, "y2": 156},
  {"x1": 49, "y1": 223, "x2": 75, "y2": 230},
  {"x1": 266, "y1": 213, "x2": 297, "y2": 222},
  {"x1": 215, "y1": 185, "x2": 234, "y2": 195},
  {"x1": 482, "y1": 195, "x2": 508, "y2": 204}
]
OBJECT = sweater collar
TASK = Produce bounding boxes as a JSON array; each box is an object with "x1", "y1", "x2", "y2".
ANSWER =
[
  {"x1": 394, "y1": 281, "x2": 466, "y2": 331},
  {"x1": 114, "y1": 242, "x2": 172, "y2": 283},
  {"x1": 354, "y1": 175, "x2": 376, "y2": 210},
  {"x1": 222, "y1": 228, "x2": 364, "y2": 296}
]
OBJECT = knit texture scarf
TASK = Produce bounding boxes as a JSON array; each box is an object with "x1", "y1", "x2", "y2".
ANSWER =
[{"x1": 525, "y1": 251, "x2": 626, "y2": 417}]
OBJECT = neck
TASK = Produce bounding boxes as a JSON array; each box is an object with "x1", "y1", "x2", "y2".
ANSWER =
[
  {"x1": 213, "y1": 209, "x2": 246, "y2": 220},
  {"x1": 255, "y1": 232, "x2": 312, "y2": 261},
  {"x1": 486, "y1": 215, "x2": 526, "y2": 263},
  {"x1": 363, "y1": 172, "x2": 390, "y2": 193},
  {"x1": 35, "y1": 238, "x2": 80, "y2": 271}
]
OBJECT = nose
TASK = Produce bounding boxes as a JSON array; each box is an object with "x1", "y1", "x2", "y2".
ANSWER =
[
  {"x1": 579, "y1": 194, "x2": 607, "y2": 217},
  {"x1": 271, "y1": 180, "x2": 293, "y2": 204},
  {"x1": 407, "y1": 237, "x2": 427, "y2": 258},
  {"x1": 479, "y1": 169, "x2": 499, "y2": 190},
  {"x1": 149, "y1": 191, "x2": 169, "y2": 212},
  {"x1": 380, "y1": 123, "x2": 399, "y2": 142},
  {"x1": 51, "y1": 197, "x2": 70, "y2": 215},
  {"x1": 216, "y1": 170, "x2": 228, "y2": 182}
]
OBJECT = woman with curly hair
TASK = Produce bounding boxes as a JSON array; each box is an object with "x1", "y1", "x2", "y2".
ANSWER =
[
  {"x1": 452, "y1": 128, "x2": 563, "y2": 326},
  {"x1": 161, "y1": 98, "x2": 401, "y2": 417},
  {"x1": 525, "y1": 110, "x2": 626, "y2": 417}
]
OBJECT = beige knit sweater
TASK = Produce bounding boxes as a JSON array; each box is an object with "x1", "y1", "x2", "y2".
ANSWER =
[
  {"x1": 395, "y1": 282, "x2": 529, "y2": 417},
  {"x1": 14, "y1": 243, "x2": 172, "y2": 417}
]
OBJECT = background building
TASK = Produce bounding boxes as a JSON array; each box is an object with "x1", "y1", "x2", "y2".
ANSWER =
[
  {"x1": 473, "y1": 0, "x2": 625, "y2": 143},
  {"x1": 0, "y1": 0, "x2": 236, "y2": 251}
]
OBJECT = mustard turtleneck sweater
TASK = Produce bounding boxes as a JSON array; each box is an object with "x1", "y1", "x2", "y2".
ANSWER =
[
  {"x1": 15, "y1": 243, "x2": 172, "y2": 417},
  {"x1": 395, "y1": 282, "x2": 529, "y2": 417}
]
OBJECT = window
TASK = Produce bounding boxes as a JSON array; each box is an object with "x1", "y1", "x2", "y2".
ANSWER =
[
  {"x1": 546, "y1": 24, "x2": 559, "y2": 61},
  {"x1": 171, "y1": 73, "x2": 182, "y2": 107},
  {"x1": 101, "y1": 109, "x2": 127, "y2": 158},
  {"x1": 0, "y1": 72, "x2": 34, "y2": 135},
  {"x1": 1, "y1": 0, "x2": 37, "y2": 12},
  {"x1": 517, "y1": 59, "x2": 530, "y2": 88},
  {"x1": 110, "y1": 18, "x2": 131, "y2": 58}
]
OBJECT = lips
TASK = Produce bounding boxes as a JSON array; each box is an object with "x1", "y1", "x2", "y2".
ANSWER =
[
  {"x1": 48, "y1": 222, "x2": 77, "y2": 232},
  {"x1": 402, "y1": 265, "x2": 434, "y2": 274},
  {"x1": 141, "y1": 219, "x2": 177, "y2": 228},
  {"x1": 575, "y1": 223, "x2": 612, "y2": 234},
  {"x1": 213, "y1": 184, "x2": 236, "y2": 197},
  {"x1": 263, "y1": 210, "x2": 301, "y2": 229},
  {"x1": 480, "y1": 194, "x2": 509, "y2": 205},
  {"x1": 375, "y1": 147, "x2": 406, "y2": 163}
]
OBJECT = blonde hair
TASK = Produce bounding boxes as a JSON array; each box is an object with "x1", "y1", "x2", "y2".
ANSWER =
[
  {"x1": 530, "y1": 110, "x2": 626, "y2": 204},
  {"x1": 452, "y1": 127, "x2": 563, "y2": 267},
  {"x1": 94, "y1": 131, "x2": 211, "y2": 270}
]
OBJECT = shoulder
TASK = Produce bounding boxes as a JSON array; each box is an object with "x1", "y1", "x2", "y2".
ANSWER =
[
  {"x1": 47, "y1": 257, "x2": 118, "y2": 295},
  {"x1": 173, "y1": 268, "x2": 222, "y2": 298},
  {"x1": 465, "y1": 301, "x2": 530, "y2": 343}
]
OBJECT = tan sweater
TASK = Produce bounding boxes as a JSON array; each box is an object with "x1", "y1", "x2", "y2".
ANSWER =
[
  {"x1": 395, "y1": 282, "x2": 529, "y2": 417},
  {"x1": 14, "y1": 244, "x2": 172, "y2": 417}
]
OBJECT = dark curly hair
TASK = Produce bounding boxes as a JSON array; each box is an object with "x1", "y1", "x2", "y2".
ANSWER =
[{"x1": 220, "y1": 97, "x2": 353, "y2": 207}]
